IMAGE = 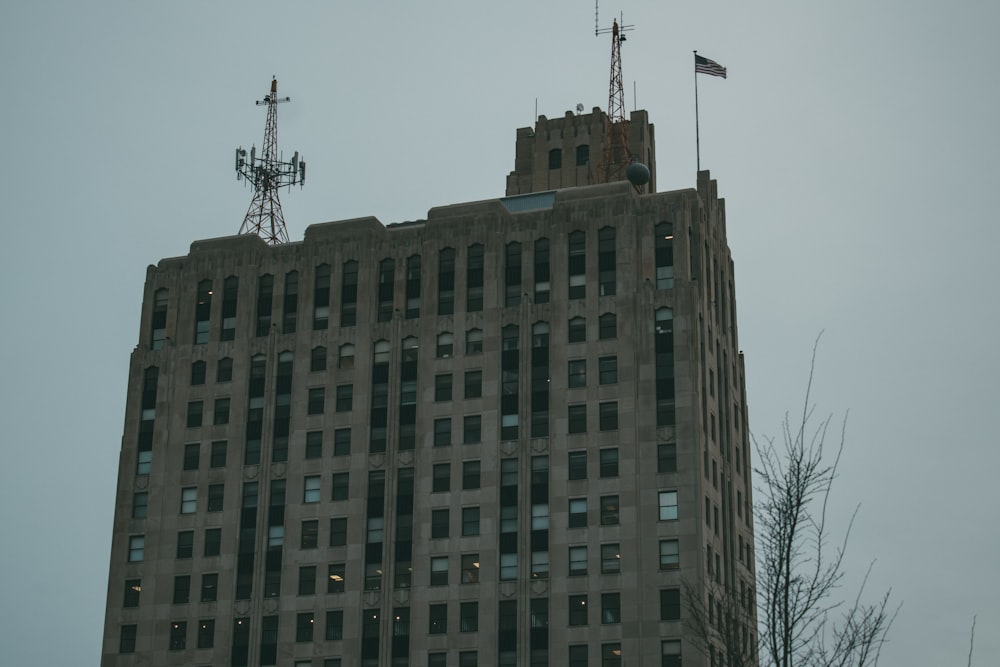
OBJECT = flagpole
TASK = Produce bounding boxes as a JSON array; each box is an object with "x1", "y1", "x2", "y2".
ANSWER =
[{"x1": 694, "y1": 50, "x2": 701, "y2": 174}]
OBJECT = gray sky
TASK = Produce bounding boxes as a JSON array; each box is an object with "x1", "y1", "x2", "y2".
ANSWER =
[{"x1": 1, "y1": 1, "x2": 997, "y2": 663}]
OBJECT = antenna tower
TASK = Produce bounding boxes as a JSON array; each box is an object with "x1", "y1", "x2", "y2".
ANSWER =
[
  {"x1": 235, "y1": 78, "x2": 305, "y2": 245},
  {"x1": 596, "y1": 13, "x2": 634, "y2": 183}
]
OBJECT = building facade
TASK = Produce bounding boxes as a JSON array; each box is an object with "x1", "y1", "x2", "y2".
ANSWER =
[{"x1": 102, "y1": 111, "x2": 756, "y2": 667}]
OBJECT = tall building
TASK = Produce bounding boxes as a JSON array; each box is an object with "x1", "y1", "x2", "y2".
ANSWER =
[{"x1": 102, "y1": 108, "x2": 757, "y2": 666}]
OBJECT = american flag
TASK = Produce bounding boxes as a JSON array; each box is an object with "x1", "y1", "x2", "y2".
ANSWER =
[{"x1": 695, "y1": 54, "x2": 727, "y2": 78}]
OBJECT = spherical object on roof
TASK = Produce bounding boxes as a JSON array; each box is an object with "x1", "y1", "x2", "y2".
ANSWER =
[{"x1": 626, "y1": 161, "x2": 651, "y2": 186}]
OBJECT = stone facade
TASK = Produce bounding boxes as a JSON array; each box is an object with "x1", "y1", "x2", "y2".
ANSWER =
[{"x1": 103, "y1": 110, "x2": 754, "y2": 667}]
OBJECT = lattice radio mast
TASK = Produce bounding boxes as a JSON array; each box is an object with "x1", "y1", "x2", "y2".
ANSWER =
[
  {"x1": 596, "y1": 11, "x2": 634, "y2": 184},
  {"x1": 235, "y1": 77, "x2": 305, "y2": 245}
]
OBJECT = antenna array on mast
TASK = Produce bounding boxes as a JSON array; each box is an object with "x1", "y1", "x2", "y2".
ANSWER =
[
  {"x1": 235, "y1": 78, "x2": 306, "y2": 245},
  {"x1": 596, "y1": 15, "x2": 635, "y2": 184}
]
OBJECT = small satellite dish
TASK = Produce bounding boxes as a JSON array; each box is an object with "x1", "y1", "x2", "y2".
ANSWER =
[{"x1": 576, "y1": 103, "x2": 585, "y2": 114}]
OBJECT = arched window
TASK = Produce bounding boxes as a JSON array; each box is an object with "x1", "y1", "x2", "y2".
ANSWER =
[
  {"x1": 548, "y1": 148, "x2": 562, "y2": 169},
  {"x1": 437, "y1": 332, "x2": 454, "y2": 358}
]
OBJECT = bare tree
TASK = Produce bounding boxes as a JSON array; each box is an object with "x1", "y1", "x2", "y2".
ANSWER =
[{"x1": 687, "y1": 338, "x2": 897, "y2": 666}]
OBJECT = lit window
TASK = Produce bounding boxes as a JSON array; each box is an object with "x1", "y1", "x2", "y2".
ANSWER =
[
  {"x1": 132, "y1": 492, "x2": 148, "y2": 519},
  {"x1": 568, "y1": 359, "x2": 586, "y2": 387},
  {"x1": 462, "y1": 553, "x2": 480, "y2": 583},
  {"x1": 601, "y1": 543, "x2": 621, "y2": 573},
  {"x1": 568, "y1": 498, "x2": 587, "y2": 528},
  {"x1": 659, "y1": 539, "x2": 680, "y2": 569},
  {"x1": 430, "y1": 556, "x2": 449, "y2": 586},
  {"x1": 180, "y1": 487, "x2": 197, "y2": 514},
  {"x1": 602, "y1": 642, "x2": 622, "y2": 667},
  {"x1": 569, "y1": 546, "x2": 588, "y2": 575},
  {"x1": 437, "y1": 332, "x2": 454, "y2": 357},
  {"x1": 327, "y1": 563, "x2": 345, "y2": 593},
  {"x1": 659, "y1": 491, "x2": 678, "y2": 521},
  {"x1": 602, "y1": 592, "x2": 621, "y2": 624},
  {"x1": 466, "y1": 328, "x2": 483, "y2": 354},
  {"x1": 600, "y1": 495, "x2": 619, "y2": 525},
  {"x1": 303, "y1": 476, "x2": 321, "y2": 503},
  {"x1": 123, "y1": 579, "x2": 141, "y2": 607}
]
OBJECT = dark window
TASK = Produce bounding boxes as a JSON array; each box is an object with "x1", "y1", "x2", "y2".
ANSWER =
[
  {"x1": 600, "y1": 495, "x2": 619, "y2": 525},
  {"x1": 340, "y1": 260, "x2": 358, "y2": 327},
  {"x1": 123, "y1": 579, "x2": 141, "y2": 607},
  {"x1": 660, "y1": 588, "x2": 681, "y2": 620},
  {"x1": 462, "y1": 460, "x2": 481, "y2": 489},
  {"x1": 467, "y1": 244, "x2": 484, "y2": 312},
  {"x1": 282, "y1": 270, "x2": 299, "y2": 333},
  {"x1": 433, "y1": 463, "x2": 450, "y2": 492},
  {"x1": 601, "y1": 544, "x2": 621, "y2": 574},
  {"x1": 328, "y1": 563, "x2": 345, "y2": 593},
  {"x1": 201, "y1": 573, "x2": 218, "y2": 602},
  {"x1": 332, "y1": 473, "x2": 349, "y2": 501},
  {"x1": 255, "y1": 274, "x2": 273, "y2": 337},
  {"x1": 183, "y1": 443, "x2": 199, "y2": 470},
  {"x1": 602, "y1": 592, "x2": 621, "y2": 624},
  {"x1": 307, "y1": 387, "x2": 325, "y2": 414},
  {"x1": 313, "y1": 263, "x2": 331, "y2": 330},
  {"x1": 186, "y1": 401, "x2": 203, "y2": 427},
  {"x1": 505, "y1": 242, "x2": 522, "y2": 307},
  {"x1": 216, "y1": 357, "x2": 233, "y2": 382},
  {"x1": 330, "y1": 518, "x2": 347, "y2": 546},
  {"x1": 569, "y1": 594, "x2": 588, "y2": 625},
  {"x1": 462, "y1": 506, "x2": 480, "y2": 536},
  {"x1": 296, "y1": 612, "x2": 315, "y2": 642},
  {"x1": 599, "y1": 355, "x2": 618, "y2": 384},
  {"x1": 326, "y1": 610, "x2": 344, "y2": 641},
  {"x1": 194, "y1": 280, "x2": 212, "y2": 344},
  {"x1": 204, "y1": 528, "x2": 221, "y2": 557},
  {"x1": 599, "y1": 312, "x2": 617, "y2": 339},
  {"x1": 434, "y1": 418, "x2": 451, "y2": 447},
  {"x1": 658, "y1": 443, "x2": 677, "y2": 473},
  {"x1": 335, "y1": 384, "x2": 353, "y2": 412},
  {"x1": 568, "y1": 316, "x2": 586, "y2": 343},
  {"x1": 197, "y1": 619, "x2": 215, "y2": 649},
  {"x1": 568, "y1": 231, "x2": 586, "y2": 299},
  {"x1": 435, "y1": 374, "x2": 453, "y2": 401},
  {"x1": 662, "y1": 640, "x2": 682, "y2": 667},
  {"x1": 600, "y1": 448, "x2": 619, "y2": 477},
  {"x1": 569, "y1": 645, "x2": 588, "y2": 667},
  {"x1": 150, "y1": 289, "x2": 168, "y2": 350},
  {"x1": 464, "y1": 370, "x2": 482, "y2": 398},
  {"x1": 463, "y1": 415, "x2": 482, "y2": 444},
  {"x1": 213, "y1": 398, "x2": 230, "y2": 425},
  {"x1": 429, "y1": 603, "x2": 448, "y2": 634},
  {"x1": 569, "y1": 498, "x2": 587, "y2": 528},
  {"x1": 298, "y1": 566, "x2": 316, "y2": 596},
  {"x1": 169, "y1": 621, "x2": 186, "y2": 650},
  {"x1": 576, "y1": 144, "x2": 590, "y2": 165},
  {"x1": 568, "y1": 359, "x2": 586, "y2": 387},
  {"x1": 599, "y1": 401, "x2": 618, "y2": 431},
  {"x1": 431, "y1": 508, "x2": 449, "y2": 539},
  {"x1": 466, "y1": 328, "x2": 483, "y2": 354},
  {"x1": 301, "y1": 520, "x2": 319, "y2": 549},
  {"x1": 568, "y1": 404, "x2": 587, "y2": 434},
  {"x1": 311, "y1": 346, "x2": 327, "y2": 372},
  {"x1": 132, "y1": 492, "x2": 148, "y2": 518},
  {"x1": 598, "y1": 227, "x2": 616, "y2": 296},
  {"x1": 207, "y1": 483, "x2": 224, "y2": 511},
  {"x1": 306, "y1": 431, "x2": 323, "y2": 459},
  {"x1": 568, "y1": 451, "x2": 587, "y2": 480},
  {"x1": 548, "y1": 148, "x2": 562, "y2": 169},
  {"x1": 176, "y1": 531, "x2": 193, "y2": 559},
  {"x1": 655, "y1": 222, "x2": 675, "y2": 290},
  {"x1": 377, "y1": 258, "x2": 395, "y2": 322},
  {"x1": 438, "y1": 247, "x2": 456, "y2": 315},
  {"x1": 119, "y1": 624, "x2": 137, "y2": 654},
  {"x1": 405, "y1": 254, "x2": 421, "y2": 319},
  {"x1": 209, "y1": 440, "x2": 226, "y2": 468},
  {"x1": 534, "y1": 237, "x2": 550, "y2": 304},
  {"x1": 333, "y1": 428, "x2": 351, "y2": 456},
  {"x1": 460, "y1": 601, "x2": 479, "y2": 632},
  {"x1": 191, "y1": 360, "x2": 206, "y2": 385}
]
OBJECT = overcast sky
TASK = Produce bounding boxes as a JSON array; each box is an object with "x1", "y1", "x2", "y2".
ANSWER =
[{"x1": 1, "y1": 1, "x2": 998, "y2": 664}]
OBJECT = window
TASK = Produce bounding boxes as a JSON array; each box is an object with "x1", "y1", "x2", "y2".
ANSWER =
[
  {"x1": 463, "y1": 415, "x2": 482, "y2": 444},
  {"x1": 499, "y1": 552, "x2": 517, "y2": 581},
  {"x1": 182, "y1": 443, "x2": 200, "y2": 470},
  {"x1": 658, "y1": 443, "x2": 677, "y2": 473},
  {"x1": 191, "y1": 360, "x2": 206, "y2": 385},
  {"x1": 307, "y1": 387, "x2": 325, "y2": 414},
  {"x1": 169, "y1": 621, "x2": 186, "y2": 650},
  {"x1": 569, "y1": 645, "x2": 588, "y2": 667},
  {"x1": 325, "y1": 610, "x2": 344, "y2": 641},
  {"x1": 123, "y1": 579, "x2": 141, "y2": 607},
  {"x1": 576, "y1": 144, "x2": 590, "y2": 165},
  {"x1": 568, "y1": 498, "x2": 587, "y2": 528},
  {"x1": 599, "y1": 448, "x2": 619, "y2": 477},
  {"x1": 405, "y1": 254, "x2": 421, "y2": 318},
  {"x1": 430, "y1": 556, "x2": 448, "y2": 585},
  {"x1": 659, "y1": 491, "x2": 678, "y2": 521},
  {"x1": 569, "y1": 546, "x2": 588, "y2": 575},
  {"x1": 659, "y1": 539, "x2": 680, "y2": 570},
  {"x1": 534, "y1": 237, "x2": 550, "y2": 303},
  {"x1": 434, "y1": 374, "x2": 453, "y2": 401},
  {"x1": 462, "y1": 506, "x2": 480, "y2": 536},
  {"x1": 601, "y1": 543, "x2": 621, "y2": 573},
  {"x1": 568, "y1": 451, "x2": 587, "y2": 480},
  {"x1": 437, "y1": 332, "x2": 454, "y2": 357},
  {"x1": 598, "y1": 356, "x2": 618, "y2": 385},
  {"x1": 305, "y1": 430, "x2": 323, "y2": 459},
  {"x1": 460, "y1": 601, "x2": 479, "y2": 632},
  {"x1": 186, "y1": 400, "x2": 203, "y2": 427},
  {"x1": 296, "y1": 612, "x2": 315, "y2": 642},
  {"x1": 602, "y1": 593, "x2": 621, "y2": 624},
  {"x1": 332, "y1": 472, "x2": 349, "y2": 501},
  {"x1": 328, "y1": 563, "x2": 345, "y2": 593},
  {"x1": 132, "y1": 492, "x2": 148, "y2": 519},
  {"x1": 204, "y1": 528, "x2": 221, "y2": 557},
  {"x1": 150, "y1": 289, "x2": 168, "y2": 350},
  {"x1": 568, "y1": 231, "x2": 586, "y2": 299},
  {"x1": 655, "y1": 222, "x2": 675, "y2": 289},
  {"x1": 569, "y1": 594, "x2": 588, "y2": 625},
  {"x1": 462, "y1": 553, "x2": 480, "y2": 583},
  {"x1": 599, "y1": 312, "x2": 617, "y2": 339},
  {"x1": 333, "y1": 428, "x2": 351, "y2": 456},
  {"x1": 313, "y1": 263, "x2": 331, "y2": 330},
  {"x1": 599, "y1": 401, "x2": 618, "y2": 431},
  {"x1": 180, "y1": 487, "x2": 197, "y2": 514},
  {"x1": 338, "y1": 343, "x2": 355, "y2": 369},
  {"x1": 568, "y1": 316, "x2": 586, "y2": 343},
  {"x1": 660, "y1": 588, "x2": 681, "y2": 620},
  {"x1": 298, "y1": 566, "x2": 316, "y2": 596},
  {"x1": 602, "y1": 643, "x2": 622, "y2": 667},
  {"x1": 662, "y1": 640, "x2": 682, "y2": 667},
  {"x1": 429, "y1": 654, "x2": 446, "y2": 667},
  {"x1": 119, "y1": 624, "x2": 137, "y2": 654},
  {"x1": 207, "y1": 483, "x2": 224, "y2": 511},
  {"x1": 433, "y1": 418, "x2": 451, "y2": 447},
  {"x1": 210, "y1": 440, "x2": 227, "y2": 467},
  {"x1": 197, "y1": 619, "x2": 215, "y2": 649},
  {"x1": 600, "y1": 495, "x2": 619, "y2": 525},
  {"x1": 464, "y1": 370, "x2": 482, "y2": 398},
  {"x1": 504, "y1": 241, "x2": 522, "y2": 306},
  {"x1": 466, "y1": 328, "x2": 483, "y2": 354},
  {"x1": 568, "y1": 404, "x2": 587, "y2": 434},
  {"x1": 301, "y1": 520, "x2": 319, "y2": 549},
  {"x1": 175, "y1": 530, "x2": 192, "y2": 559},
  {"x1": 217, "y1": 357, "x2": 233, "y2": 382},
  {"x1": 463, "y1": 460, "x2": 481, "y2": 489},
  {"x1": 340, "y1": 260, "x2": 358, "y2": 326},
  {"x1": 197, "y1": 573, "x2": 217, "y2": 602},
  {"x1": 310, "y1": 346, "x2": 327, "y2": 372},
  {"x1": 304, "y1": 475, "x2": 321, "y2": 503},
  {"x1": 194, "y1": 280, "x2": 212, "y2": 344},
  {"x1": 377, "y1": 258, "x2": 394, "y2": 322},
  {"x1": 467, "y1": 243, "x2": 484, "y2": 311},
  {"x1": 335, "y1": 384, "x2": 353, "y2": 411},
  {"x1": 548, "y1": 148, "x2": 562, "y2": 169},
  {"x1": 438, "y1": 247, "x2": 456, "y2": 315},
  {"x1": 429, "y1": 603, "x2": 448, "y2": 634},
  {"x1": 283, "y1": 270, "x2": 299, "y2": 333},
  {"x1": 432, "y1": 463, "x2": 450, "y2": 492},
  {"x1": 431, "y1": 508, "x2": 449, "y2": 539},
  {"x1": 568, "y1": 359, "x2": 586, "y2": 387}
]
